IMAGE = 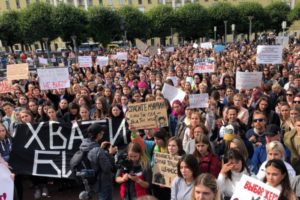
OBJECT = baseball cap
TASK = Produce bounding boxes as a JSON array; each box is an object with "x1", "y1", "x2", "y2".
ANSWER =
[
  {"x1": 224, "y1": 123, "x2": 239, "y2": 140},
  {"x1": 263, "y1": 124, "x2": 280, "y2": 137},
  {"x1": 87, "y1": 123, "x2": 107, "y2": 136}
]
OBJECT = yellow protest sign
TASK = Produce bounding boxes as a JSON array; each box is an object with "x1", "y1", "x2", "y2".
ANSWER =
[{"x1": 7, "y1": 63, "x2": 29, "y2": 80}]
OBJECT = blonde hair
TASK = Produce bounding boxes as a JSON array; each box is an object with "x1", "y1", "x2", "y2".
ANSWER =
[
  {"x1": 191, "y1": 173, "x2": 221, "y2": 200},
  {"x1": 266, "y1": 141, "x2": 285, "y2": 161},
  {"x1": 11, "y1": 107, "x2": 22, "y2": 123},
  {"x1": 127, "y1": 142, "x2": 150, "y2": 170},
  {"x1": 272, "y1": 82, "x2": 282, "y2": 90}
]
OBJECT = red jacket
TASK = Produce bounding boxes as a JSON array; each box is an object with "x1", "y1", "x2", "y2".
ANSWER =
[
  {"x1": 120, "y1": 172, "x2": 147, "y2": 199},
  {"x1": 193, "y1": 152, "x2": 220, "y2": 178}
]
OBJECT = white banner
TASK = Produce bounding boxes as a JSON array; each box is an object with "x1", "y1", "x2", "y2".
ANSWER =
[
  {"x1": 193, "y1": 43, "x2": 199, "y2": 48},
  {"x1": 78, "y1": 56, "x2": 92, "y2": 67},
  {"x1": 194, "y1": 58, "x2": 214, "y2": 73},
  {"x1": 162, "y1": 84, "x2": 185, "y2": 105},
  {"x1": 38, "y1": 68, "x2": 70, "y2": 90},
  {"x1": 0, "y1": 164, "x2": 14, "y2": 200},
  {"x1": 39, "y1": 57, "x2": 48, "y2": 65},
  {"x1": 166, "y1": 47, "x2": 174, "y2": 52},
  {"x1": 236, "y1": 71, "x2": 262, "y2": 89},
  {"x1": 137, "y1": 56, "x2": 150, "y2": 65},
  {"x1": 96, "y1": 56, "x2": 108, "y2": 67},
  {"x1": 116, "y1": 52, "x2": 128, "y2": 60},
  {"x1": 189, "y1": 94, "x2": 209, "y2": 108},
  {"x1": 200, "y1": 42, "x2": 212, "y2": 49},
  {"x1": 231, "y1": 174, "x2": 280, "y2": 200},
  {"x1": 167, "y1": 77, "x2": 177, "y2": 86},
  {"x1": 256, "y1": 45, "x2": 283, "y2": 64}
]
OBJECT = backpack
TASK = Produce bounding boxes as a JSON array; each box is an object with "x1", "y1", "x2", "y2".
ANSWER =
[{"x1": 70, "y1": 150, "x2": 98, "y2": 186}]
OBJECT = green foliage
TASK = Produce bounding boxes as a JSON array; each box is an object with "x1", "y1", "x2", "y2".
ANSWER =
[
  {"x1": 175, "y1": 3, "x2": 211, "y2": 41},
  {"x1": 288, "y1": 2, "x2": 300, "y2": 22}
]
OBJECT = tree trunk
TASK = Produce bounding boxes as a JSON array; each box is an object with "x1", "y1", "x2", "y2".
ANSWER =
[
  {"x1": 40, "y1": 41, "x2": 44, "y2": 51},
  {"x1": 10, "y1": 45, "x2": 14, "y2": 53},
  {"x1": 29, "y1": 45, "x2": 32, "y2": 51},
  {"x1": 21, "y1": 43, "x2": 25, "y2": 52}
]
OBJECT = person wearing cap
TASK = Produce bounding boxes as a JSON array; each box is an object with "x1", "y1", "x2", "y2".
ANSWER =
[
  {"x1": 79, "y1": 123, "x2": 117, "y2": 200},
  {"x1": 138, "y1": 81, "x2": 150, "y2": 102},
  {"x1": 252, "y1": 124, "x2": 291, "y2": 169}
]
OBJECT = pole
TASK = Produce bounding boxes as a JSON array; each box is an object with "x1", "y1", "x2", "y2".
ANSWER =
[
  {"x1": 224, "y1": 21, "x2": 228, "y2": 44},
  {"x1": 214, "y1": 26, "x2": 217, "y2": 42},
  {"x1": 232, "y1": 24, "x2": 235, "y2": 43},
  {"x1": 171, "y1": 27, "x2": 173, "y2": 45},
  {"x1": 46, "y1": 41, "x2": 51, "y2": 63},
  {"x1": 248, "y1": 16, "x2": 254, "y2": 43}
]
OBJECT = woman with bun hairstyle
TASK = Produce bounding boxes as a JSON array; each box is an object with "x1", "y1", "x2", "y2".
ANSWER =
[{"x1": 191, "y1": 173, "x2": 221, "y2": 200}]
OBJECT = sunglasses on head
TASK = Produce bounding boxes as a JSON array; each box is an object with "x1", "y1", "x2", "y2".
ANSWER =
[
  {"x1": 253, "y1": 118, "x2": 264, "y2": 123},
  {"x1": 14, "y1": 109, "x2": 22, "y2": 112},
  {"x1": 294, "y1": 101, "x2": 300, "y2": 104}
]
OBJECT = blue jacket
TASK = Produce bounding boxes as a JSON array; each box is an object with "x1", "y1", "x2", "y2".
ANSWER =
[
  {"x1": 246, "y1": 158, "x2": 258, "y2": 174},
  {"x1": 0, "y1": 58, "x2": 7, "y2": 68},
  {"x1": 169, "y1": 114, "x2": 178, "y2": 137},
  {"x1": 245, "y1": 128, "x2": 266, "y2": 145}
]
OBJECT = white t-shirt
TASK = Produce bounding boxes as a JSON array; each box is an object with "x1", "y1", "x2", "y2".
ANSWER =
[{"x1": 257, "y1": 160, "x2": 296, "y2": 181}]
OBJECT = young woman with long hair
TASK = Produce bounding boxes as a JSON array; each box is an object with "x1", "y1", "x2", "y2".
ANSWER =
[
  {"x1": 78, "y1": 105, "x2": 91, "y2": 121},
  {"x1": 47, "y1": 106, "x2": 64, "y2": 123},
  {"x1": 182, "y1": 112, "x2": 204, "y2": 149},
  {"x1": 63, "y1": 102, "x2": 80, "y2": 123},
  {"x1": 92, "y1": 96, "x2": 110, "y2": 120},
  {"x1": 109, "y1": 104, "x2": 124, "y2": 119},
  {"x1": 16, "y1": 94, "x2": 29, "y2": 110},
  {"x1": 0, "y1": 123, "x2": 12, "y2": 162},
  {"x1": 191, "y1": 173, "x2": 221, "y2": 200}
]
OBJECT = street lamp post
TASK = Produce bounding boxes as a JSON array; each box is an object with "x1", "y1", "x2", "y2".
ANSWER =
[
  {"x1": 232, "y1": 24, "x2": 235, "y2": 43},
  {"x1": 248, "y1": 16, "x2": 254, "y2": 42},
  {"x1": 224, "y1": 21, "x2": 228, "y2": 44},
  {"x1": 214, "y1": 26, "x2": 217, "y2": 42},
  {"x1": 282, "y1": 21, "x2": 287, "y2": 36},
  {"x1": 71, "y1": 36, "x2": 77, "y2": 63},
  {"x1": 42, "y1": 38, "x2": 51, "y2": 63}
]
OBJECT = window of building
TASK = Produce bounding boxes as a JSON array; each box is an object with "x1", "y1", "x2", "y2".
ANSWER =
[
  {"x1": 151, "y1": 39, "x2": 154, "y2": 46},
  {"x1": 195, "y1": 0, "x2": 199, "y2": 2},
  {"x1": 25, "y1": 45, "x2": 29, "y2": 52},
  {"x1": 6, "y1": 1, "x2": 10, "y2": 9},
  {"x1": 158, "y1": 0, "x2": 161, "y2": 3},
  {"x1": 34, "y1": 44, "x2": 39, "y2": 50},
  {"x1": 79, "y1": 0, "x2": 83, "y2": 6},
  {"x1": 16, "y1": 0, "x2": 21, "y2": 8},
  {"x1": 46, "y1": 0, "x2": 50, "y2": 3},
  {"x1": 15, "y1": 45, "x2": 19, "y2": 50},
  {"x1": 68, "y1": 0, "x2": 73, "y2": 5},
  {"x1": 169, "y1": 38, "x2": 172, "y2": 45},
  {"x1": 138, "y1": 0, "x2": 142, "y2": 4},
  {"x1": 109, "y1": 0, "x2": 113, "y2": 5},
  {"x1": 55, "y1": 44, "x2": 58, "y2": 50},
  {"x1": 99, "y1": 0, "x2": 102, "y2": 4},
  {"x1": 176, "y1": 0, "x2": 180, "y2": 3},
  {"x1": 26, "y1": 0, "x2": 30, "y2": 6},
  {"x1": 89, "y1": 0, "x2": 93, "y2": 5},
  {"x1": 167, "y1": 0, "x2": 171, "y2": 2},
  {"x1": 129, "y1": 0, "x2": 132, "y2": 4},
  {"x1": 138, "y1": 7, "x2": 145, "y2": 12},
  {"x1": 148, "y1": 0, "x2": 151, "y2": 3},
  {"x1": 119, "y1": 0, "x2": 123, "y2": 5},
  {"x1": 36, "y1": 0, "x2": 39, "y2": 2}
]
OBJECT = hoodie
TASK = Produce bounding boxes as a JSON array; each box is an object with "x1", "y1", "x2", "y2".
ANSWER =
[{"x1": 80, "y1": 138, "x2": 114, "y2": 192}]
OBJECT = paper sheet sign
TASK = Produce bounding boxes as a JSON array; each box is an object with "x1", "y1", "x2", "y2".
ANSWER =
[
  {"x1": 116, "y1": 52, "x2": 128, "y2": 60},
  {"x1": 193, "y1": 43, "x2": 199, "y2": 48},
  {"x1": 214, "y1": 45, "x2": 225, "y2": 53},
  {"x1": 194, "y1": 58, "x2": 214, "y2": 73},
  {"x1": 230, "y1": 174, "x2": 280, "y2": 200},
  {"x1": 256, "y1": 45, "x2": 283, "y2": 64},
  {"x1": 200, "y1": 42, "x2": 212, "y2": 49},
  {"x1": 137, "y1": 56, "x2": 150, "y2": 65},
  {"x1": 127, "y1": 101, "x2": 168, "y2": 130},
  {"x1": 149, "y1": 46, "x2": 158, "y2": 55},
  {"x1": 39, "y1": 57, "x2": 48, "y2": 65},
  {"x1": 189, "y1": 93, "x2": 209, "y2": 108},
  {"x1": 166, "y1": 47, "x2": 174, "y2": 52},
  {"x1": 167, "y1": 77, "x2": 177, "y2": 86},
  {"x1": 0, "y1": 164, "x2": 14, "y2": 200},
  {"x1": 37, "y1": 68, "x2": 70, "y2": 90},
  {"x1": 96, "y1": 56, "x2": 108, "y2": 67},
  {"x1": 0, "y1": 79, "x2": 13, "y2": 93},
  {"x1": 7, "y1": 63, "x2": 29, "y2": 80},
  {"x1": 137, "y1": 42, "x2": 148, "y2": 52},
  {"x1": 162, "y1": 84, "x2": 186, "y2": 105},
  {"x1": 236, "y1": 71, "x2": 262, "y2": 89},
  {"x1": 78, "y1": 56, "x2": 92, "y2": 67},
  {"x1": 153, "y1": 153, "x2": 181, "y2": 188}
]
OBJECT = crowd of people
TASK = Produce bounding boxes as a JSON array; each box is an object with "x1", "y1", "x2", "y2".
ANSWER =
[{"x1": 1, "y1": 39, "x2": 300, "y2": 200}]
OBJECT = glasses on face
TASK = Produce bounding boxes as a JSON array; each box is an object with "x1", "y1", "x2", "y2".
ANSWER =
[
  {"x1": 14, "y1": 109, "x2": 22, "y2": 112},
  {"x1": 133, "y1": 81, "x2": 138, "y2": 84},
  {"x1": 286, "y1": 93, "x2": 293, "y2": 97},
  {"x1": 264, "y1": 70, "x2": 269, "y2": 72},
  {"x1": 253, "y1": 118, "x2": 264, "y2": 123},
  {"x1": 116, "y1": 88, "x2": 121, "y2": 89},
  {"x1": 15, "y1": 92, "x2": 21, "y2": 95},
  {"x1": 112, "y1": 109, "x2": 120, "y2": 112},
  {"x1": 294, "y1": 101, "x2": 300, "y2": 104}
]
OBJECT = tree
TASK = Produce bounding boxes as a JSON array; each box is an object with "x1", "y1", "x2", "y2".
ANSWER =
[
  {"x1": 146, "y1": 5, "x2": 175, "y2": 43},
  {"x1": 0, "y1": 10, "x2": 22, "y2": 52},
  {"x1": 175, "y1": 3, "x2": 211, "y2": 41},
  {"x1": 20, "y1": 2, "x2": 59, "y2": 51},
  {"x1": 288, "y1": 2, "x2": 300, "y2": 22},
  {"x1": 118, "y1": 5, "x2": 150, "y2": 45},
  {"x1": 87, "y1": 6, "x2": 121, "y2": 47},
  {"x1": 208, "y1": 2, "x2": 238, "y2": 39},
  {"x1": 53, "y1": 3, "x2": 89, "y2": 50},
  {"x1": 265, "y1": 2, "x2": 291, "y2": 34}
]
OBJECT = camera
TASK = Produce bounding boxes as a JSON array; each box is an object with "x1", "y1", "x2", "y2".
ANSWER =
[
  {"x1": 116, "y1": 152, "x2": 142, "y2": 174},
  {"x1": 76, "y1": 169, "x2": 95, "y2": 200}
]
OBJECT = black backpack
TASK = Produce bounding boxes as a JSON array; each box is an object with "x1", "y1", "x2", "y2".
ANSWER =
[{"x1": 70, "y1": 150, "x2": 98, "y2": 185}]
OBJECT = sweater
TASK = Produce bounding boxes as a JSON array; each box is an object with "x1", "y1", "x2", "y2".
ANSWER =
[{"x1": 171, "y1": 176, "x2": 194, "y2": 200}]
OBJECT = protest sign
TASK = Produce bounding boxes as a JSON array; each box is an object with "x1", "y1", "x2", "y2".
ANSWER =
[
  {"x1": 39, "y1": 57, "x2": 48, "y2": 65},
  {"x1": 194, "y1": 58, "x2": 214, "y2": 73},
  {"x1": 9, "y1": 119, "x2": 128, "y2": 178},
  {"x1": 236, "y1": 71, "x2": 262, "y2": 89},
  {"x1": 158, "y1": 48, "x2": 161, "y2": 55},
  {"x1": 200, "y1": 42, "x2": 212, "y2": 49},
  {"x1": 51, "y1": 58, "x2": 56, "y2": 63},
  {"x1": 162, "y1": 84, "x2": 186, "y2": 105},
  {"x1": 186, "y1": 77, "x2": 195, "y2": 86},
  {"x1": 7, "y1": 63, "x2": 29, "y2": 80},
  {"x1": 127, "y1": 101, "x2": 168, "y2": 130},
  {"x1": 0, "y1": 79, "x2": 13, "y2": 93},
  {"x1": 166, "y1": 47, "x2": 174, "y2": 52},
  {"x1": 153, "y1": 152, "x2": 181, "y2": 188},
  {"x1": 137, "y1": 56, "x2": 150, "y2": 65},
  {"x1": 0, "y1": 164, "x2": 14, "y2": 200},
  {"x1": 78, "y1": 56, "x2": 92, "y2": 67},
  {"x1": 116, "y1": 52, "x2": 128, "y2": 60},
  {"x1": 167, "y1": 77, "x2": 177, "y2": 86},
  {"x1": 193, "y1": 43, "x2": 199, "y2": 48},
  {"x1": 214, "y1": 45, "x2": 225, "y2": 53},
  {"x1": 149, "y1": 46, "x2": 158, "y2": 55},
  {"x1": 231, "y1": 174, "x2": 280, "y2": 200},
  {"x1": 189, "y1": 94, "x2": 209, "y2": 108},
  {"x1": 96, "y1": 56, "x2": 108, "y2": 67},
  {"x1": 283, "y1": 36, "x2": 289, "y2": 49},
  {"x1": 137, "y1": 41, "x2": 148, "y2": 52},
  {"x1": 37, "y1": 68, "x2": 70, "y2": 90},
  {"x1": 256, "y1": 45, "x2": 283, "y2": 64}
]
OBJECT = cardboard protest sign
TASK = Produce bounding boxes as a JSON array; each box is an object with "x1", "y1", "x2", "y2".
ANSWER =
[
  {"x1": 78, "y1": 56, "x2": 92, "y2": 67},
  {"x1": 137, "y1": 41, "x2": 148, "y2": 52},
  {"x1": 127, "y1": 101, "x2": 168, "y2": 130},
  {"x1": 256, "y1": 45, "x2": 283, "y2": 64},
  {"x1": 162, "y1": 84, "x2": 186, "y2": 105},
  {"x1": 231, "y1": 174, "x2": 280, "y2": 200},
  {"x1": 0, "y1": 164, "x2": 14, "y2": 200},
  {"x1": 236, "y1": 71, "x2": 262, "y2": 89},
  {"x1": 200, "y1": 42, "x2": 212, "y2": 49},
  {"x1": 0, "y1": 79, "x2": 13, "y2": 93},
  {"x1": 189, "y1": 94, "x2": 209, "y2": 108},
  {"x1": 37, "y1": 68, "x2": 70, "y2": 90},
  {"x1": 149, "y1": 46, "x2": 158, "y2": 55},
  {"x1": 137, "y1": 56, "x2": 150, "y2": 65},
  {"x1": 194, "y1": 58, "x2": 214, "y2": 73},
  {"x1": 214, "y1": 45, "x2": 225, "y2": 53},
  {"x1": 153, "y1": 152, "x2": 181, "y2": 188},
  {"x1": 166, "y1": 47, "x2": 174, "y2": 52},
  {"x1": 116, "y1": 52, "x2": 128, "y2": 60},
  {"x1": 7, "y1": 63, "x2": 29, "y2": 80},
  {"x1": 39, "y1": 57, "x2": 48, "y2": 65},
  {"x1": 167, "y1": 77, "x2": 177, "y2": 86},
  {"x1": 96, "y1": 56, "x2": 108, "y2": 67}
]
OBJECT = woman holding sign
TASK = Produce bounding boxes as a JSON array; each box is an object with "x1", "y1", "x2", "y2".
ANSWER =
[{"x1": 191, "y1": 173, "x2": 221, "y2": 200}]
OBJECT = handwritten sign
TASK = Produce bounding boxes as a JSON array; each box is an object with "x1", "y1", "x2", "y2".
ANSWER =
[
  {"x1": 189, "y1": 94, "x2": 209, "y2": 108},
  {"x1": 39, "y1": 57, "x2": 48, "y2": 65},
  {"x1": 0, "y1": 164, "x2": 14, "y2": 200},
  {"x1": 0, "y1": 79, "x2": 13, "y2": 93},
  {"x1": 256, "y1": 45, "x2": 283, "y2": 64},
  {"x1": 236, "y1": 72, "x2": 262, "y2": 89},
  {"x1": 153, "y1": 152, "x2": 181, "y2": 188},
  {"x1": 162, "y1": 84, "x2": 185, "y2": 105},
  {"x1": 116, "y1": 52, "x2": 128, "y2": 60},
  {"x1": 200, "y1": 42, "x2": 212, "y2": 49},
  {"x1": 149, "y1": 46, "x2": 158, "y2": 56},
  {"x1": 137, "y1": 56, "x2": 150, "y2": 65},
  {"x1": 137, "y1": 41, "x2": 148, "y2": 52},
  {"x1": 167, "y1": 77, "x2": 177, "y2": 86},
  {"x1": 37, "y1": 68, "x2": 70, "y2": 90},
  {"x1": 166, "y1": 47, "x2": 174, "y2": 52},
  {"x1": 7, "y1": 63, "x2": 29, "y2": 80},
  {"x1": 127, "y1": 101, "x2": 168, "y2": 130},
  {"x1": 231, "y1": 174, "x2": 280, "y2": 200},
  {"x1": 96, "y1": 56, "x2": 108, "y2": 67},
  {"x1": 194, "y1": 58, "x2": 214, "y2": 73},
  {"x1": 214, "y1": 45, "x2": 225, "y2": 53},
  {"x1": 78, "y1": 56, "x2": 92, "y2": 67}
]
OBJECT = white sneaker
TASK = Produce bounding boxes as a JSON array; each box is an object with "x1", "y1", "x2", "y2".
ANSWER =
[
  {"x1": 42, "y1": 188, "x2": 49, "y2": 197},
  {"x1": 34, "y1": 190, "x2": 41, "y2": 199}
]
